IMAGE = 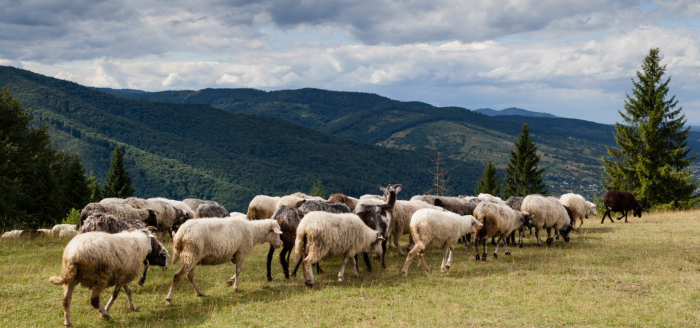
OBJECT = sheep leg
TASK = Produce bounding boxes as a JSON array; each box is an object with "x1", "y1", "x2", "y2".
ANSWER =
[
  {"x1": 394, "y1": 231, "x2": 405, "y2": 256},
  {"x1": 361, "y1": 253, "x2": 372, "y2": 272},
  {"x1": 446, "y1": 244, "x2": 455, "y2": 269},
  {"x1": 90, "y1": 287, "x2": 109, "y2": 320},
  {"x1": 168, "y1": 229, "x2": 174, "y2": 241},
  {"x1": 494, "y1": 235, "x2": 506, "y2": 259},
  {"x1": 166, "y1": 263, "x2": 192, "y2": 306},
  {"x1": 518, "y1": 228, "x2": 524, "y2": 248},
  {"x1": 545, "y1": 228, "x2": 554, "y2": 246},
  {"x1": 61, "y1": 282, "x2": 76, "y2": 327},
  {"x1": 504, "y1": 234, "x2": 512, "y2": 256},
  {"x1": 616, "y1": 210, "x2": 625, "y2": 221},
  {"x1": 123, "y1": 284, "x2": 138, "y2": 312},
  {"x1": 338, "y1": 257, "x2": 349, "y2": 282},
  {"x1": 316, "y1": 263, "x2": 323, "y2": 274},
  {"x1": 280, "y1": 244, "x2": 291, "y2": 280},
  {"x1": 351, "y1": 256, "x2": 359, "y2": 278},
  {"x1": 419, "y1": 252, "x2": 430, "y2": 272},
  {"x1": 474, "y1": 236, "x2": 481, "y2": 260},
  {"x1": 381, "y1": 239, "x2": 387, "y2": 269},
  {"x1": 104, "y1": 285, "x2": 120, "y2": 312},
  {"x1": 227, "y1": 256, "x2": 244, "y2": 291},
  {"x1": 138, "y1": 263, "x2": 149, "y2": 287},
  {"x1": 490, "y1": 237, "x2": 497, "y2": 246},
  {"x1": 401, "y1": 242, "x2": 422, "y2": 276},
  {"x1": 535, "y1": 227, "x2": 543, "y2": 245},
  {"x1": 266, "y1": 245, "x2": 275, "y2": 282},
  {"x1": 440, "y1": 244, "x2": 450, "y2": 272},
  {"x1": 481, "y1": 237, "x2": 487, "y2": 261},
  {"x1": 188, "y1": 268, "x2": 204, "y2": 296},
  {"x1": 291, "y1": 257, "x2": 303, "y2": 277}
]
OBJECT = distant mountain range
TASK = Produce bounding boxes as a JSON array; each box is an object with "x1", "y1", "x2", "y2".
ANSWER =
[
  {"x1": 3, "y1": 66, "x2": 699, "y2": 207},
  {"x1": 475, "y1": 107, "x2": 559, "y2": 118}
]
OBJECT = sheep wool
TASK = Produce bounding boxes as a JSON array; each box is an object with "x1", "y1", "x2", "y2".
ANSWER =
[
  {"x1": 401, "y1": 208, "x2": 482, "y2": 276},
  {"x1": 293, "y1": 212, "x2": 384, "y2": 287},
  {"x1": 165, "y1": 218, "x2": 282, "y2": 306},
  {"x1": 49, "y1": 229, "x2": 155, "y2": 327},
  {"x1": 472, "y1": 202, "x2": 532, "y2": 259},
  {"x1": 521, "y1": 195, "x2": 573, "y2": 245},
  {"x1": 560, "y1": 193, "x2": 590, "y2": 229},
  {"x1": 478, "y1": 193, "x2": 505, "y2": 204},
  {"x1": 246, "y1": 195, "x2": 281, "y2": 220}
]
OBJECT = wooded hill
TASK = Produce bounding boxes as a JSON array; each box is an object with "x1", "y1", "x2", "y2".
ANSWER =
[
  {"x1": 0, "y1": 66, "x2": 483, "y2": 211},
  {"x1": 103, "y1": 87, "x2": 700, "y2": 199}
]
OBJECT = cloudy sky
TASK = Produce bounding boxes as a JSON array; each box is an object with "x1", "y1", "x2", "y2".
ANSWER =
[{"x1": 1, "y1": 0, "x2": 699, "y2": 124}]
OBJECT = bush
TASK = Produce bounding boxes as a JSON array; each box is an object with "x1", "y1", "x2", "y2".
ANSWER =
[{"x1": 62, "y1": 208, "x2": 80, "y2": 225}]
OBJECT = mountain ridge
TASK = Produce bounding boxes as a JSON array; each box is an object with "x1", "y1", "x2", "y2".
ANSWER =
[{"x1": 475, "y1": 107, "x2": 559, "y2": 118}]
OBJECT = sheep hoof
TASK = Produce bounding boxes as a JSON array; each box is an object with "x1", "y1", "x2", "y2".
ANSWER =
[
  {"x1": 381, "y1": 263, "x2": 386, "y2": 269},
  {"x1": 165, "y1": 299, "x2": 172, "y2": 307},
  {"x1": 546, "y1": 238, "x2": 553, "y2": 246},
  {"x1": 131, "y1": 307, "x2": 140, "y2": 312},
  {"x1": 475, "y1": 254, "x2": 480, "y2": 260},
  {"x1": 481, "y1": 253, "x2": 487, "y2": 261},
  {"x1": 304, "y1": 281, "x2": 314, "y2": 288},
  {"x1": 493, "y1": 253, "x2": 498, "y2": 259},
  {"x1": 505, "y1": 251, "x2": 511, "y2": 256},
  {"x1": 64, "y1": 321, "x2": 72, "y2": 327},
  {"x1": 226, "y1": 280, "x2": 234, "y2": 287},
  {"x1": 267, "y1": 277, "x2": 273, "y2": 282},
  {"x1": 518, "y1": 243, "x2": 523, "y2": 248},
  {"x1": 101, "y1": 314, "x2": 110, "y2": 321}
]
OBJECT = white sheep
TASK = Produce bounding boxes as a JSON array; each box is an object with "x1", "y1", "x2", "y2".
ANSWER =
[
  {"x1": 478, "y1": 193, "x2": 505, "y2": 204},
  {"x1": 521, "y1": 195, "x2": 575, "y2": 246},
  {"x1": 147, "y1": 197, "x2": 196, "y2": 226},
  {"x1": 246, "y1": 195, "x2": 281, "y2": 220},
  {"x1": 390, "y1": 200, "x2": 446, "y2": 255},
  {"x1": 230, "y1": 212, "x2": 246, "y2": 218},
  {"x1": 48, "y1": 229, "x2": 162, "y2": 327},
  {"x1": 1, "y1": 230, "x2": 22, "y2": 239},
  {"x1": 401, "y1": 209, "x2": 482, "y2": 277},
  {"x1": 472, "y1": 202, "x2": 533, "y2": 260},
  {"x1": 359, "y1": 194, "x2": 384, "y2": 200},
  {"x1": 50, "y1": 224, "x2": 78, "y2": 238},
  {"x1": 560, "y1": 193, "x2": 590, "y2": 229},
  {"x1": 165, "y1": 217, "x2": 282, "y2": 306},
  {"x1": 587, "y1": 201, "x2": 597, "y2": 217},
  {"x1": 293, "y1": 212, "x2": 385, "y2": 287}
]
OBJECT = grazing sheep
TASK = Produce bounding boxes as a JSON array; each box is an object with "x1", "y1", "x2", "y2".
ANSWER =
[
  {"x1": 478, "y1": 193, "x2": 505, "y2": 204},
  {"x1": 51, "y1": 224, "x2": 78, "y2": 238},
  {"x1": 183, "y1": 198, "x2": 228, "y2": 218},
  {"x1": 505, "y1": 196, "x2": 525, "y2": 211},
  {"x1": 560, "y1": 193, "x2": 590, "y2": 229},
  {"x1": 80, "y1": 213, "x2": 147, "y2": 233},
  {"x1": 165, "y1": 218, "x2": 282, "y2": 306},
  {"x1": 390, "y1": 200, "x2": 445, "y2": 255},
  {"x1": 601, "y1": 191, "x2": 642, "y2": 223},
  {"x1": 410, "y1": 195, "x2": 472, "y2": 215},
  {"x1": 195, "y1": 203, "x2": 228, "y2": 218},
  {"x1": 79, "y1": 203, "x2": 157, "y2": 229},
  {"x1": 290, "y1": 192, "x2": 325, "y2": 201},
  {"x1": 521, "y1": 195, "x2": 575, "y2": 246},
  {"x1": 122, "y1": 198, "x2": 190, "y2": 240},
  {"x1": 327, "y1": 193, "x2": 359, "y2": 211},
  {"x1": 1, "y1": 230, "x2": 37, "y2": 239},
  {"x1": 48, "y1": 229, "x2": 165, "y2": 327},
  {"x1": 79, "y1": 214, "x2": 170, "y2": 287},
  {"x1": 275, "y1": 194, "x2": 307, "y2": 210},
  {"x1": 401, "y1": 209, "x2": 482, "y2": 277},
  {"x1": 472, "y1": 202, "x2": 533, "y2": 260},
  {"x1": 293, "y1": 212, "x2": 385, "y2": 287},
  {"x1": 587, "y1": 201, "x2": 597, "y2": 217},
  {"x1": 267, "y1": 200, "x2": 352, "y2": 281},
  {"x1": 246, "y1": 195, "x2": 281, "y2": 220},
  {"x1": 147, "y1": 197, "x2": 195, "y2": 231},
  {"x1": 230, "y1": 212, "x2": 246, "y2": 218}
]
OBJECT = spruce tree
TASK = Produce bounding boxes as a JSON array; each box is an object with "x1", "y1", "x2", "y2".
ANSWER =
[
  {"x1": 103, "y1": 146, "x2": 133, "y2": 198},
  {"x1": 475, "y1": 160, "x2": 501, "y2": 196},
  {"x1": 87, "y1": 171, "x2": 103, "y2": 203},
  {"x1": 602, "y1": 48, "x2": 697, "y2": 208},
  {"x1": 504, "y1": 123, "x2": 547, "y2": 197},
  {"x1": 57, "y1": 152, "x2": 90, "y2": 212}
]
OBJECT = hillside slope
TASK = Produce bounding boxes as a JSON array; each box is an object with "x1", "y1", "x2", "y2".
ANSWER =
[{"x1": 0, "y1": 66, "x2": 483, "y2": 210}]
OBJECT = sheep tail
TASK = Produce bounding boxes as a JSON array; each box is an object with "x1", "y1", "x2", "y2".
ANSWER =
[
  {"x1": 49, "y1": 261, "x2": 77, "y2": 285},
  {"x1": 171, "y1": 237, "x2": 182, "y2": 265},
  {"x1": 293, "y1": 230, "x2": 307, "y2": 265}
]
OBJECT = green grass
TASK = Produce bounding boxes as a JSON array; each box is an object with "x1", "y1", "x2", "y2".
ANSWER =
[{"x1": 3, "y1": 211, "x2": 700, "y2": 327}]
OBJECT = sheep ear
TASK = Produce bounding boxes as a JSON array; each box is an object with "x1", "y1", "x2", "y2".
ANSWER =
[
  {"x1": 127, "y1": 228, "x2": 136, "y2": 232},
  {"x1": 473, "y1": 218, "x2": 483, "y2": 226},
  {"x1": 147, "y1": 226, "x2": 157, "y2": 231},
  {"x1": 272, "y1": 225, "x2": 282, "y2": 234},
  {"x1": 377, "y1": 234, "x2": 385, "y2": 241}
]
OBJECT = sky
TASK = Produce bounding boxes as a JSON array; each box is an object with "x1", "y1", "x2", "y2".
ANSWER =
[{"x1": 1, "y1": 0, "x2": 699, "y2": 124}]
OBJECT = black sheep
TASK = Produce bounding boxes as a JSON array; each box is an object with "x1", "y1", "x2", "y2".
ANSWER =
[{"x1": 601, "y1": 191, "x2": 643, "y2": 223}]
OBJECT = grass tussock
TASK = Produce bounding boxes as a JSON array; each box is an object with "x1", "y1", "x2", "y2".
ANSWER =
[{"x1": 2, "y1": 211, "x2": 700, "y2": 327}]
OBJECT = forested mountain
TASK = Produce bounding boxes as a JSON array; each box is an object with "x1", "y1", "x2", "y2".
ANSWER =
[
  {"x1": 0, "y1": 66, "x2": 483, "y2": 211},
  {"x1": 475, "y1": 107, "x2": 559, "y2": 118},
  {"x1": 103, "y1": 86, "x2": 700, "y2": 198}
]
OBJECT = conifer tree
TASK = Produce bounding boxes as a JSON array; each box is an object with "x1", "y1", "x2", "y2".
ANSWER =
[
  {"x1": 475, "y1": 160, "x2": 501, "y2": 196},
  {"x1": 504, "y1": 123, "x2": 547, "y2": 197},
  {"x1": 87, "y1": 171, "x2": 103, "y2": 203},
  {"x1": 57, "y1": 152, "x2": 90, "y2": 213},
  {"x1": 603, "y1": 48, "x2": 697, "y2": 207},
  {"x1": 308, "y1": 180, "x2": 326, "y2": 198},
  {"x1": 103, "y1": 146, "x2": 133, "y2": 198}
]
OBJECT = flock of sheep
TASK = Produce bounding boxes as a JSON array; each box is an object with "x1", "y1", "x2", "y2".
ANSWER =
[{"x1": 1, "y1": 188, "x2": 644, "y2": 327}]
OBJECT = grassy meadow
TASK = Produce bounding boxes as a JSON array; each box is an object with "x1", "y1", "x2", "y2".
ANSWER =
[{"x1": 2, "y1": 211, "x2": 700, "y2": 327}]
